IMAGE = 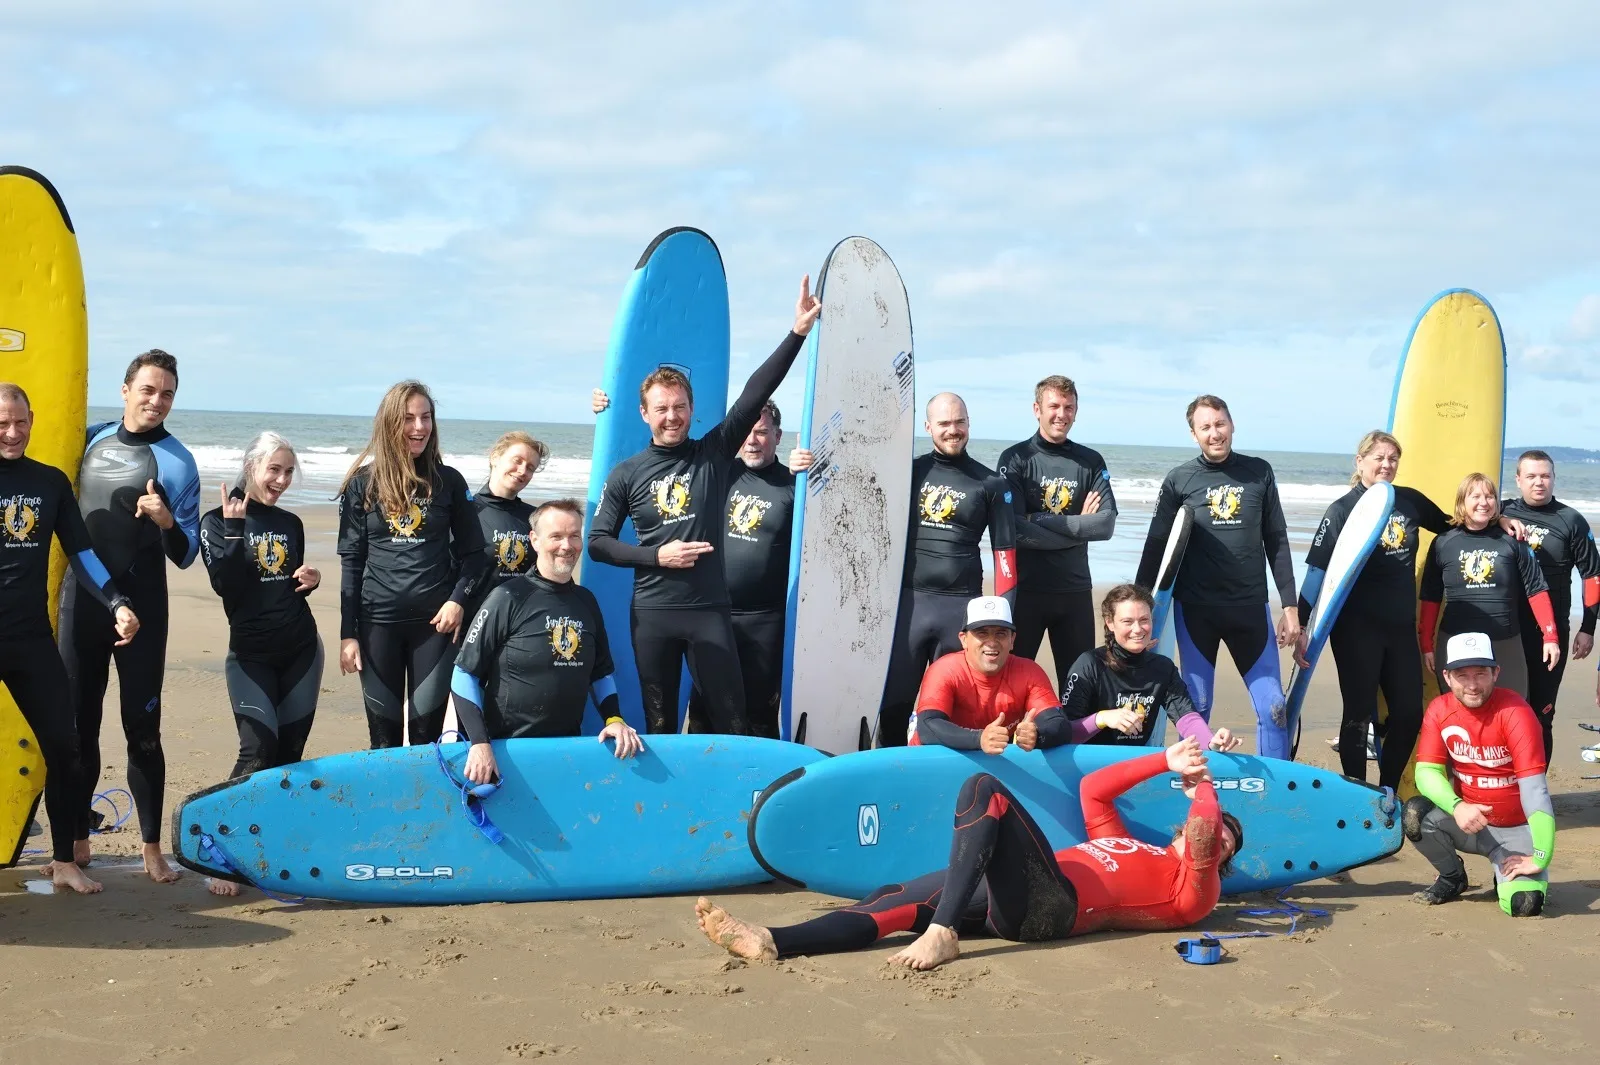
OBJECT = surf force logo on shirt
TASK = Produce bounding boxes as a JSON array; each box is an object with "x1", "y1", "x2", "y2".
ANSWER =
[
  {"x1": 1040, "y1": 477, "x2": 1077, "y2": 515},
  {"x1": 651, "y1": 472, "x2": 693, "y2": 522},
  {"x1": 726, "y1": 491, "x2": 771, "y2": 540},
  {"x1": 1523, "y1": 524, "x2": 1549, "y2": 553},
  {"x1": 547, "y1": 615, "x2": 585, "y2": 665},
  {"x1": 919, "y1": 484, "x2": 966, "y2": 526},
  {"x1": 494, "y1": 530, "x2": 530, "y2": 573},
  {"x1": 1205, "y1": 484, "x2": 1244, "y2": 524},
  {"x1": 251, "y1": 531, "x2": 291, "y2": 579},
  {"x1": 1115, "y1": 693, "x2": 1154, "y2": 717},
  {"x1": 1380, "y1": 513, "x2": 1408, "y2": 553},
  {"x1": 385, "y1": 499, "x2": 427, "y2": 542},
  {"x1": 1458, "y1": 549, "x2": 1496, "y2": 586},
  {"x1": 1, "y1": 494, "x2": 41, "y2": 545}
]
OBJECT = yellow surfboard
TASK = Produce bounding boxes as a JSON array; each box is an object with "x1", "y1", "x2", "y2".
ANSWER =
[
  {"x1": 0, "y1": 166, "x2": 88, "y2": 866},
  {"x1": 1383, "y1": 289, "x2": 1506, "y2": 799}
]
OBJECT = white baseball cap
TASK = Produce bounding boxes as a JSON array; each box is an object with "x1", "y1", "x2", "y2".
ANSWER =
[
  {"x1": 963, "y1": 596, "x2": 1014, "y2": 632},
  {"x1": 1443, "y1": 632, "x2": 1497, "y2": 671}
]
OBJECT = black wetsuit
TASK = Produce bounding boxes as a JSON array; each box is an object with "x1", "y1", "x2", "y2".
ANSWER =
[
  {"x1": 199, "y1": 500, "x2": 321, "y2": 777},
  {"x1": 879, "y1": 450, "x2": 1018, "y2": 747},
  {"x1": 1501, "y1": 495, "x2": 1600, "y2": 755},
  {"x1": 587, "y1": 330, "x2": 804, "y2": 735},
  {"x1": 1059, "y1": 645, "x2": 1210, "y2": 747},
  {"x1": 1135, "y1": 451, "x2": 1296, "y2": 760},
  {"x1": 998, "y1": 434, "x2": 1116, "y2": 690},
  {"x1": 0, "y1": 455, "x2": 128, "y2": 863},
  {"x1": 686, "y1": 459, "x2": 794, "y2": 739},
  {"x1": 1300, "y1": 483, "x2": 1448, "y2": 786},
  {"x1": 467, "y1": 486, "x2": 535, "y2": 616},
  {"x1": 337, "y1": 462, "x2": 487, "y2": 748},
  {"x1": 451, "y1": 572, "x2": 618, "y2": 741},
  {"x1": 62, "y1": 420, "x2": 200, "y2": 846},
  {"x1": 1420, "y1": 525, "x2": 1555, "y2": 705}
]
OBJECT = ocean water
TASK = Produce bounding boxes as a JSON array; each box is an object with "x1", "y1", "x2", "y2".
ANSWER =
[{"x1": 116, "y1": 407, "x2": 1600, "y2": 603}]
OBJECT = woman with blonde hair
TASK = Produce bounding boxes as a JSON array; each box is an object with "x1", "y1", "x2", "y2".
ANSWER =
[
  {"x1": 464, "y1": 430, "x2": 550, "y2": 618},
  {"x1": 1418, "y1": 472, "x2": 1559, "y2": 699},
  {"x1": 1297, "y1": 430, "x2": 1457, "y2": 786},
  {"x1": 337, "y1": 381, "x2": 486, "y2": 747}
]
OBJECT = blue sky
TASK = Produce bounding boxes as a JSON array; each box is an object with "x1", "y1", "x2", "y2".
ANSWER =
[{"x1": 5, "y1": 1, "x2": 1599, "y2": 451}]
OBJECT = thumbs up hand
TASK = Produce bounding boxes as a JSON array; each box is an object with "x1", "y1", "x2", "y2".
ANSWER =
[
  {"x1": 980, "y1": 712, "x2": 1011, "y2": 755},
  {"x1": 135, "y1": 479, "x2": 174, "y2": 529},
  {"x1": 1014, "y1": 708, "x2": 1043, "y2": 752}
]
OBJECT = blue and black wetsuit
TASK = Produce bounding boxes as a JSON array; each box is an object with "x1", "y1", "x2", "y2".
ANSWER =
[
  {"x1": 199, "y1": 500, "x2": 322, "y2": 778},
  {"x1": 1136, "y1": 452, "x2": 1296, "y2": 760},
  {"x1": 61, "y1": 420, "x2": 199, "y2": 846},
  {"x1": 998, "y1": 433, "x2": 1116, "y2": 691},
  {"x1": 337, "y1": 461, "x2": 487, "y2": 748},
  {"x1": 1, "y1": 455, "x2": 129, "y2": 863},
  {"x1": 1300, "y1": 483, "x2": 1448, "y2": 787}
]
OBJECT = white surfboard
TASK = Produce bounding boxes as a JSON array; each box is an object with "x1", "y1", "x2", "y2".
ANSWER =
[
  {"x1": 1145, "y1": 507, "x2": 1192, "y2": 745},
  {"x1": 782, "y1": 237, "x2": 915, "y2": 754}
]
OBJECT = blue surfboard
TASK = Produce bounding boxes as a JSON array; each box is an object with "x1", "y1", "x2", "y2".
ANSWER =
[
  {"x1": 1149, "y1": 506, "x2": 1191, "y2": 661},
  {"x1": 581, "y1": 228, "x2": 730, "y2": 733},
  {"x1": 1286, "y1": 481, "x2": 1394, "y2": 756},
  {"x1": 748, "y1": 745, "x2": 1400, "y2": 900},
  {"x1": 171, "y1": 736, "x2": 824, "y2": 904}
]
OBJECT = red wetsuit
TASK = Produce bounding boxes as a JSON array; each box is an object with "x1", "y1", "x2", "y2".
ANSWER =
[{"x1": 909, "y1": 651, "x2": 1059, "y2": 747}]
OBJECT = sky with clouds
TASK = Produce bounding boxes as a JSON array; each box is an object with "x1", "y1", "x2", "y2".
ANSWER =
[{"x1": 5, "y1": 0, "x2": 1599, "y2": 452}]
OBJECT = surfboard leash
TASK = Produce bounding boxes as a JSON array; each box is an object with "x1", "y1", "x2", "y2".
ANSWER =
[
  {"x1": 196, "y1": 831, "x2": 306, "y2": 904},
  {"x1": 433, "y1": 734, "x2": 506, "y2": 845},
  {"x1": 1178, "y1": 889, "x2": 1332, "y2": 964}
]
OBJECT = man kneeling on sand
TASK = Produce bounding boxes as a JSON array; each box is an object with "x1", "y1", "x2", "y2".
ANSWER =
[
  {"x1": 697, "y1": 738, "x2": 1242, "y2": 970},
  {"x1": 1403, "y1": 632, "x2": 1554, "y2": 916}
]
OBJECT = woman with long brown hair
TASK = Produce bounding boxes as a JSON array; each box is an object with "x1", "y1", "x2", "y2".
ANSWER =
[
  {"x1": 1418, "y1": 472, "x2": 1559, "y2": 701},
  {"x1": 337, "y1": 381, "x2": 486, "y2": 747},
  {"x1": 1058, "y1": 584, "x2": 1240, "y2": 751}
]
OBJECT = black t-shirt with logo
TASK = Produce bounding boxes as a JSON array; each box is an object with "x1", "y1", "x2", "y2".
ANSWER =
[
  {"x1": 1500, "y1": 496, "x2": 1600, "y2": 633},
  {"x1": 199, "y1": 499, "x2": 318, "y2": 660},
  {"x1": 469, "y1": 486, "x2": 535, "y2": 616},
  {"x1": 1136, "y1": 452, "x2": 1296, "y2": 608},
  {"x1": 905, "y1": 450, "x2": 1018, "y2": 598},
  {"x1": 997, "y1": 433, "x2": 1114, "y2": 593},
  {"x1": 1420, "y1": 524, "x2": 1549, "y2": 640},
  {"x1": 588, "y1": 330, "x2": 805, "y2": 610},
  {"x1": 0, "y1": 454, "x2": 126, "y2": 640},
  {"x1": 1301, "y1": 483, "x2": 1450, "y2": 623},
  {"x1": 455, "y1": 572, "x2": 614, "y2": 739},
  {"x1": 1058, "y1": 644, "x2": 1199, "y2": 746},
  {"x1": 336, "y1": 462, "x2": 487, "y2": 637},
  {"x1": 722, "y1": 460, "x2": 794, "y2": 614}
]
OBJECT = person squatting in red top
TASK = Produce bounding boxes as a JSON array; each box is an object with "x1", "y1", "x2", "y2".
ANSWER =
[{"x1": 694, "y1": 739, "x2": 1243, "y2": 971}]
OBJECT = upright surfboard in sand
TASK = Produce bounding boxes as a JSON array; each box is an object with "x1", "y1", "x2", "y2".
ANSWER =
[
  {"x1": 1286, "y1": 481, "x2": 1395, "y2": 756},
  {"x1": 1385, "y1": 289, "x2": 1505, "y2": 797},
  {"x1": 0, "y1": 166, "x2": 87, "y2": 867},
  {"x1": 781, "y1": 237, "x2": 914, "y2": 753},
  {"x1": 582, "y1": 229, "x2": 729, "y2": 734}
]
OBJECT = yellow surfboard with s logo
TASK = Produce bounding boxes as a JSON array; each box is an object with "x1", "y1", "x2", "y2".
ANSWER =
[
  {"x1": 1, "y1": 166, "x2": 88, "y2": 866},
  {"x1": 1384, "y1": 289, "x2": 1506, "y2": 800}
]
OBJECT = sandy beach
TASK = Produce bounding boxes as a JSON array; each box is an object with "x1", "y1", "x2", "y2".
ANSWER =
[{"x1": 3, "y1": 505, "x2": 1599, "y2": 1065}]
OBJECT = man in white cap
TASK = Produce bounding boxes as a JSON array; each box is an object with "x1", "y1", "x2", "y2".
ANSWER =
[
  {"x1": 908, "y1": 596, "x2": 1074, "y2": 751},
  {"x1": 1404, "y1": 632, "x2": 1554, "y2": 917}
]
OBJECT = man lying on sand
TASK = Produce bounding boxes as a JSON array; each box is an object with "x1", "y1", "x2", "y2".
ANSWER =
[{"x1": 697, "y1": 738, "x2": 1241, "y2": 970}]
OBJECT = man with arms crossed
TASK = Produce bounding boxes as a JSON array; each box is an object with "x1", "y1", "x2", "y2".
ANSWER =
[
  {"x1": 1404, "y1": 632, "x2": 1553, "y2": 917},
  {"x1": 452, "y1": 499, "x2": 644, "y2": 786},
  {"x1": 1136, "y1": 395, "x2": 1298, "y2": 760},
  {"x1": 1500, "y1": 450, "x2": 1600, "y2": 759},
  {"x1": 998, "y1": 375, "x2": 1116, "y2": 691}
]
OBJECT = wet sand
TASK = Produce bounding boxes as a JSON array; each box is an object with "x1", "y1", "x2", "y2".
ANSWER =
[{"x1": 3, "y1": 506, "x2": 1599, "y2": 1064}]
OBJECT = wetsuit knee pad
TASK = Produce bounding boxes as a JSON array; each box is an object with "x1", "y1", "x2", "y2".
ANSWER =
[
  {"x1": 1498, "y1": 877, "x2": 1546, "y2": 917},
  {"x1": 1401, "y1": 796, "x2": 1435, "y2": 842}
]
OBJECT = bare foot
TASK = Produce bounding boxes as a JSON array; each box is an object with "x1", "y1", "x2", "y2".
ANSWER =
[
  {"x1": 695, "y1": 897, "x2": 777, "y2": 961},
  {"x1": 51, "y1": 861, "x2": 104, "y2": 895},
  {"x1": 206, "y1": 877, "x2": 244, "y2": 897},
  {"x1": 143, "y1": 844, "x2": 182, "y2": 884},
  {"x1": 887, "y1": 924, "x2": 960, "y2": 971}
]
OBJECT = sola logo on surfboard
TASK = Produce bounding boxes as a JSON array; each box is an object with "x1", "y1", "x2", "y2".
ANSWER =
[
  {"x1": 1169, "y1": 777, "x2": 1266, "y2": 793},
  {"x1": 345, "y1": 864, "x2": 455, "y2": 881},
  {"x1": 857, "y1": 804, "x2": 880, "y2": 846},
  {"x1": 0, "y1": 327, "x2": 23, "y2": 352}
]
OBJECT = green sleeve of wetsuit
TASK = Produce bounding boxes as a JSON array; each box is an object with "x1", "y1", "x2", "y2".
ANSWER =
[
  {"x1": 1529, "y1": 810, "x2": 1555, "y2": 869},
  {"x1": 1414, "y1": 761, "x2": 1459, "y2": 812}
]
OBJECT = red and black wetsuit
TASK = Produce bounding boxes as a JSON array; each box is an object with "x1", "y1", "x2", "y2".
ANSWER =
[{"x1": 766, "y1": 751, "x2": 1223, "y2": 958}]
